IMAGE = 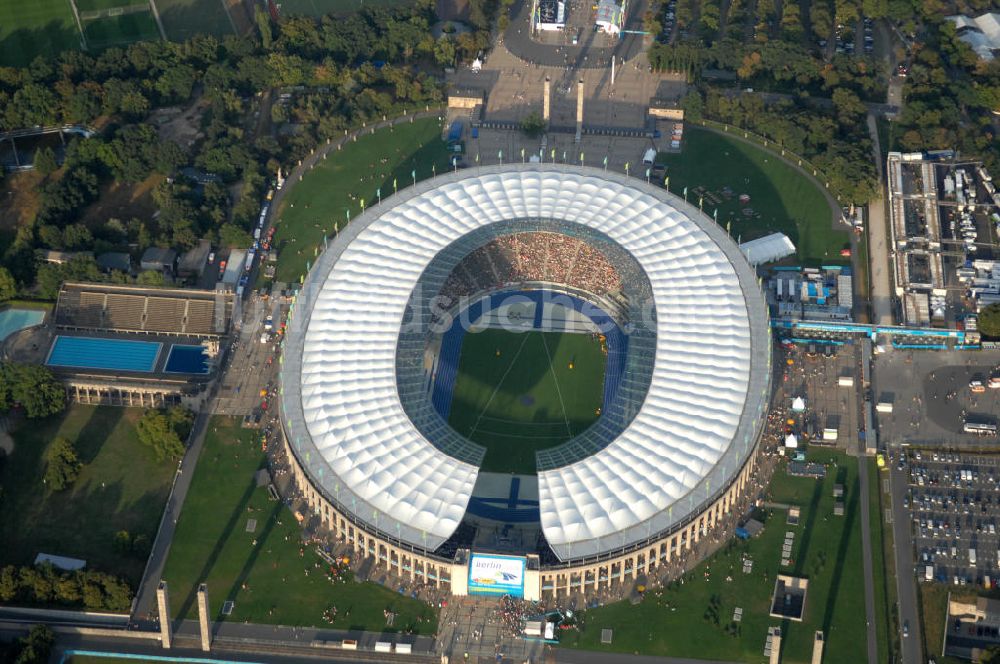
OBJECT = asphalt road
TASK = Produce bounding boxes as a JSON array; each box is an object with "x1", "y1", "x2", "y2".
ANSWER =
[
  {"x1": 890, "y1": 459, "x2": 923, "y2": 664},
  {"x1": 866, "y1": 113, "x2": 894, "y2": 326}
]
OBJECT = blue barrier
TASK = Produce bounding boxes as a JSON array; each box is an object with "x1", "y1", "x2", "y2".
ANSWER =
[{"x1": 61, "y1": 650, "x2": 262, "y2": 664}]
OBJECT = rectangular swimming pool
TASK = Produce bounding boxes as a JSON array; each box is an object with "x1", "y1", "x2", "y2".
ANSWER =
[
  {"x1": 164, "y1": 344, "x2": 210, "y2": 374},
  {"x1": 46, "y1": 336, "x2": 162, "y2": 372}
]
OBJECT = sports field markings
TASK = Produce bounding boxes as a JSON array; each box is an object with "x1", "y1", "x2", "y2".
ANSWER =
[
  {"x1": 539, "y1": 333, "x2": 573, "y2": 437},
  {"x1": 467, "y1": 333, "x2": 531, "y2": 439}
]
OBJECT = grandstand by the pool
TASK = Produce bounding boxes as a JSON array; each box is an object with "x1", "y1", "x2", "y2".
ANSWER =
[
  {"x1": 46, "y1": 336, "x2": 162, "y2": 372},
  {"x1": 164, "y1": 344, "x2": 210, "y2": 374}
]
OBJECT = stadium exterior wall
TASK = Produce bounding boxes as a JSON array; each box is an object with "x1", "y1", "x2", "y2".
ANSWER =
[{"x1": 279, "y1": 423, "x2": 761, "y2": 599}]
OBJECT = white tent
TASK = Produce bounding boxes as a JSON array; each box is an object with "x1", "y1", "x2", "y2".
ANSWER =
[
  {"x1": 791, "y1": 396, "x2": 806, "y2": 412},
  {"x1": 784, "y1": 433, "x2": 798, "y2": 449},
  {"x1": 739, "y1": 232, "x2": 796, "y2": 266}
]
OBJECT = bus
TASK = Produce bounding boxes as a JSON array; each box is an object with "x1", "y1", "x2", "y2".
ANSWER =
[{"x1": 963, "y1": 421, "x2": 998, "y2": 436}]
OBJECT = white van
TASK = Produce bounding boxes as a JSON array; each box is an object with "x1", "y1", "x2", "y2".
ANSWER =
[{"x1": 642, "y1": 148, "x2": 657, "y2": 165}]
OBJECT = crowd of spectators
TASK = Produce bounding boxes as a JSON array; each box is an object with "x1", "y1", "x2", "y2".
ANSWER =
[{"x1": 437, "y1": 232, "x2": 624, "y2": 304}]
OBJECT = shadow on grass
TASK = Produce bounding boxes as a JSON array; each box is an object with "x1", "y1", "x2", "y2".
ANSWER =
[
  {"x1": 791, "y1": 476, "x2": 824, "y2": 578},
  {"x1": 822, "y1": 470, "x2": 860, "y2": 636},
  {"x1": 216, "y1": 496, "x2": 284, "y2": 630},
  {"x1": 74, "y1": 407, "x2": 123, "y2": 464},
  {"x1": 0, "y1": 21, "x2": 81, "y2": 68},
  {"x1": 174, "y1": 467, "x2": 263, "y2": 625}
]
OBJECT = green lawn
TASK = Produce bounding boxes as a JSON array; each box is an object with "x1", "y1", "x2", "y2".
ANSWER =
[
  {"x1": 560, "y1": 450, "x2": 866, "y2": 663},
  {"x1": 276, "y1": 0, "x2": 412, "y2": 15},
  {"x1": 0, "y1": 405, "x2": 174, "y2": 584},
  {"x1": 868, "y1": 459, "x2": 896, "y2": 663},
  {"x1": 153, "y1": 0, "x2": 234, "y2": 40},
  {"x1": 0, "y1": 0, "x2": 80, "y2": 67},
  {"x1": 448, "y1": 329, "x2": 606, "y2": 474},
  {"x1": 161, "y1": 416, "x2": 438, "y2": 632},
  {"x1": 659, "y1": 128, "x2": 849, "y2": 266},
  {"x1": 82, "y1": 10, "x2": 160, "y2": 47},
  {"x1": 272, "y1": 116, "x2": 451, "y2": 284},
  {"x1": 76, "y1": 0, "x2": 149, "y2": 9}
]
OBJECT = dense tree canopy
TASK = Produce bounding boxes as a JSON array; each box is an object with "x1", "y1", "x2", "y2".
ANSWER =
[
  {"x1": 0, "y1": 0, "x2": 453, "y2": 298},
  {"x1": 44, "y1": 437, "x2": 82, "y2": 491},
  {"x1": 0, "y1": 564, "x2": 132, "y2": 611},
  {"x1": 980, "y1": 303, "x2": 1000, "y2": 339},
  {"x1": 0, "y1": 363, "x2": 65, "y2": 419},
  {"x1": 137, "y1": 406, "x2": 194, "y2": 461}
]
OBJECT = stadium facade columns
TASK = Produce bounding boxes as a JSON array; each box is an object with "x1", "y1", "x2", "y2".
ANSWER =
[
  {"x1": 280, "y1": 425, "x2": 758, "y2": 601},
  {"x1": 543, "y1": 77, "x2": 551, "y2": 127}
]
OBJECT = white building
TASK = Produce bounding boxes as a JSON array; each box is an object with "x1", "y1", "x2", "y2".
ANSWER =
[{"x1": 947, "y1": 13, "x2": 1000, "y2": 61}]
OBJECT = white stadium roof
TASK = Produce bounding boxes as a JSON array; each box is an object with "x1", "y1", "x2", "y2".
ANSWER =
[{"x1": 281, "y1": 165, "x2": 770, "y2": 561}]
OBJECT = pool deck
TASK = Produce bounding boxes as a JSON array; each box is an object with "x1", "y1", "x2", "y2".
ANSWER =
[{"x1": 12, "y1": 328, "x2": 218, "y2": 380}]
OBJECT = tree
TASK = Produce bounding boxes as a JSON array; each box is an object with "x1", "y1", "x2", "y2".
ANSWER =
[
  {"x1": 12, "y1": 625, "x2": 53, "y2": 664},
  {"x1": 136, "y1": 406, "x2": 192, "y2": 461},
  {"x1": 44, "y1": 437, "x2": 82, "y2": 490},
  {"x1": 33, "y1": 147, "x2": 57, "y2": 176},
  {"x1": 520, "y1": 111, "x2": 546, "y2": 138},
  {"x1": 113, "y1": 530, "x2": 132, "y2": 553},
  {"x1": 218, "y1": 223, "x2": 253, "y2": 248},
  {"x1": 0, "y1": 266, "x2": 15, "y2": 302},
  {"x1": 0, "y1": 363, "x2": 65, "y2": 418},
  {"x1": 433, "y1": 37, "x2": 456, "y2": 67},
  {"x1": 980, "y1": 303, "x2": 1000, "y2": 339},
  {"x1": 831, "y1": 88, "x2": 866, "y2": 125},
  {"x1": 136, "y1": 270, "x2": 165, "y2": 286}
]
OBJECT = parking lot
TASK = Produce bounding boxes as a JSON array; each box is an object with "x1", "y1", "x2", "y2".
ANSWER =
[
  {"x1": 873, "y1": 347, "x2": 1000, "y2": 446},
  {"x1": 903, "y1": 450, "x2": 1000, "y2": 589}
]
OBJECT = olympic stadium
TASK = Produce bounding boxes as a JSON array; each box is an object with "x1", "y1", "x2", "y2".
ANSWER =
[{"x1": 279, "y1": 165, "x2": 772, "y2": 600}]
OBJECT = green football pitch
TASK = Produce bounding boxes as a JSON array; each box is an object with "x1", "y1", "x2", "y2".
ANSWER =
[
  {"x1": 0, "y1": 0, "x2": 80, "y2": 67},
  {"x1": 447, "y1": 328, "x2": 606, "y2": 474}
]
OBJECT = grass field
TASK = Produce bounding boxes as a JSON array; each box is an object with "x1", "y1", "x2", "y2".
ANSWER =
[
  {"x1": 272, "y1": 116, "x2": 451, "y2": 284},
  {"x1": 276, "y1": 0, "x2": 411, "y2": 15},
  {"x1": 0, "y1": 0, "x2": 80, "y2": 67},
  {"x1": 153, "y1": 0, "x2": 235, "y2": 40},
  {"x1": 162, "y1": 416, "x2": 438, "y2": 632},
  {"x1": 868, "y1": 458, "x2": 897, "y2": 663},
  {"x1": 0, "y1": 405, "x2": 174, "y2": 584},
  {"x1": 560, "y1": 450, "x2": 867, "y2": 663},
  {"x1": 660, "y1": 128, "x2": 849, "y2": 266},
  {"x1": 82, "y1": 11, "x2": 160, "y2": 47},
  {"x1": 448, "y1": 329, "x2": 606, "y2": 474}
]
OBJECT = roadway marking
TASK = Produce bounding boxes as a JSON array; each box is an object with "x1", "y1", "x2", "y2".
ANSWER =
[{"x1": 885, "y1": 508, "x2": 893, "y2": 524}]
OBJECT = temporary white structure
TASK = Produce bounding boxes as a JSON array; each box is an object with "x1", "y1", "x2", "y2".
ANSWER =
[
  {"x1": 739, "y1": 232, "x2": 796, "y2": 266},
  {"x1": 282, "y1": 166, "x2": 770, "y2": 560}
]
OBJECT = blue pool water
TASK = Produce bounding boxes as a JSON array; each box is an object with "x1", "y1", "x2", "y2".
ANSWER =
[
  {"x1": 47, "y1": 336, "x2": 161, "y2": 372},
  {"x1": 164, "y1": 344, "x2": 210, "y2": 374},
  {"x1": 0, "y1": 308, "x2": 45, "y2": 342}
]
